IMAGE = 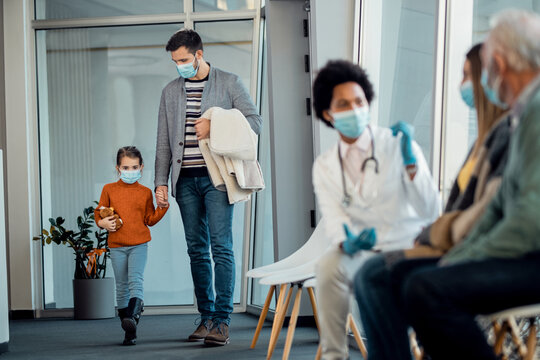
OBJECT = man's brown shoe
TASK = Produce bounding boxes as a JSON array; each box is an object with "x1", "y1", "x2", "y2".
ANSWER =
[
  {"x1": 188, "y1": 319, "x2": 212, "y2": 342},
  {"x1": 204, "y1": 322, "x2": 229, "y2": 346}
]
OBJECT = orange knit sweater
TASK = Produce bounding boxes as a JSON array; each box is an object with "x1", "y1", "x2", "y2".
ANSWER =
[{"x1": 95, "y1": 180, "x2": 168, "y2": 248}]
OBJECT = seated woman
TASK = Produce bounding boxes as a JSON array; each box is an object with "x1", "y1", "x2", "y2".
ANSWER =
[
  {"x1": 353, "y1": 43, "x2": 510, "y2": 360},
  {"x1": 311, "y1": 60, "x2": 440, "y2": 360}
]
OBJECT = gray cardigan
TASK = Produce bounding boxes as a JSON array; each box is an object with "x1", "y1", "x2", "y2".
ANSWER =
[{"x1": 154, "y1": 66, "x2": 262, "y2": 197}]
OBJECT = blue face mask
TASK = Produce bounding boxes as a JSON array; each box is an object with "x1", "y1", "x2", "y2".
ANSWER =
[
  {"x1": 120, "y1": 169, "x2": 141, "y2": 184},
  {"x1": 331, "y1": 107, "x2": 370, "y2": 139},
  {"x1": 481, "y1": 69, "x2": 508, "y2": 109},
  {"x1": 176, "y1": 57, "x2": 199, "y2": 79},
  {"x1": 460, "y1": 80, "x2": 475, "y2": 109}
]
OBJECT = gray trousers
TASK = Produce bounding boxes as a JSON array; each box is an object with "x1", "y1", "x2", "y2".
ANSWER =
[{"x1": 315, "y1": 247, "x2": 373, "y2": 360}]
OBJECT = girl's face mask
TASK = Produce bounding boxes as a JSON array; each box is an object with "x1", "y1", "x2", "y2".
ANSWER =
[{"x1": 120, "y1": 169, "x2": 141, "y2": 184}]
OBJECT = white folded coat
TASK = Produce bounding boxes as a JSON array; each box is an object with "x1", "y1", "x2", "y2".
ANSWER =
[{"x1": 199, "y1": 107, "x2": 265, "y2": 204}]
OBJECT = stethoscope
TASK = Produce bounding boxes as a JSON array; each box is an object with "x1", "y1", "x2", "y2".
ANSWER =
[{"x1": 338, "y1": 126, "x2": 379, "y2": 207}]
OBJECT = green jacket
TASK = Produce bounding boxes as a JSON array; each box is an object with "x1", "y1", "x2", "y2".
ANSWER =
[{"x1": 444, "y1": 79, "x2": 540, "y2": 264}]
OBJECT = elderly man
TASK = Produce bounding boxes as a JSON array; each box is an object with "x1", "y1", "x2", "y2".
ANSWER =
[{"x1": 398, "y1": 9, "x2": 540, "y2": 360}]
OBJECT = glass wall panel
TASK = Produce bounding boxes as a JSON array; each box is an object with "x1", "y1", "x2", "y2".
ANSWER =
[
  {"x1": 194, "y1": 0, "x2": 257, "y2": 12},
  {"x1": 364, "y1": 0, "x2": 437, "y2": 166},
  {"x1": 35, "y1": 0, "x2": 184, "y2": 20},
  {"x1": 37, "y1": 20, "x2": 255, "y2": 308},
  {"x1": 35, "y1": 23, "x2": 222, "y2": 309}
]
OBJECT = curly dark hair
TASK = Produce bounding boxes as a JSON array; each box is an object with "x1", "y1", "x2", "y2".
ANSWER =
[
  {"x1": 165, "y1": 29, "x2": 203, "y2": 54},
  {"x1": 312, "y1": 60, "x2": 375, "y2": 128}
]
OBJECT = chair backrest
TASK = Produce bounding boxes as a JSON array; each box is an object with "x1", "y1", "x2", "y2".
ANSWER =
[
  {"x1": 488, "y1": 303, "x2": 540, "y2": 321},
  {"x1": 246, "y1": 220, "x2": 331, "y2": 278}
]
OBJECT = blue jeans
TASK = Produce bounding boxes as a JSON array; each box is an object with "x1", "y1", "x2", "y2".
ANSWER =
[
  {"x1": 354, "y1": 255, "x2": 437, "y2": 360},
  {"x1": 110, "y1": 243, "x2": 148, "y2": 308},
  {"x1": 176, "y1": 175, "x2": 235, "y2": 325}
]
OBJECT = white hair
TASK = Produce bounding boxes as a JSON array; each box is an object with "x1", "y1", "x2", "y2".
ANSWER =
[{"x1": 488, "y1": 9, "x2": 540, "y2": 72}]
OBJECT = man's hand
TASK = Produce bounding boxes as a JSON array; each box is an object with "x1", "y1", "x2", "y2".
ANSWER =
[
  {"x1": 98, "y1": 216, "x2": 117, "y2": 232},
  {"x1": 194, "y1": 117, "x2": 211, "y2": 140},
  {"x1": 341, "y1": 224, "x2": 377, "y2": 255},
  {"x1": 155, "y1": 186, "x2": 169, "y2": 208}
]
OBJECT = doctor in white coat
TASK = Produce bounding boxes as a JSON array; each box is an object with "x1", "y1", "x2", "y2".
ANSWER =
[{"x1": 312, "y1": 60, "x2": 440, "y2": 360}]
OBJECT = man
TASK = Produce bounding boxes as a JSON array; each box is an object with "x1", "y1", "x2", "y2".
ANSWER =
[
  {"x1": 311, "y1": 60, "x2": 440, "y2": 360},
  {"x1": 154, "y1": 29, "x2": 261, "y2": 346},
  {"x1": 398, "y1": 10, "x2": 540, "y2": 360}
]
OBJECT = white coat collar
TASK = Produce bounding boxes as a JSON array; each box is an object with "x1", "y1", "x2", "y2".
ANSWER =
[{"x1": 338, "y1": 126, "x2": 372, "y2": 159}]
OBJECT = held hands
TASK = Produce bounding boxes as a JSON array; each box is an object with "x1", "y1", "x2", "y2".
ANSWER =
[
  {"x1": 194, "y1": 117, "x2": 211, "y2": 140},
  {"x1": 98, "y1": 216, "x2": 117, "y2": 232},
  {"x1": 390, "y1": 121, "x2": 416, "y2": 166},
  {"x1": 341, "y1": 224, "x2": 377, "y2": 256},
  {"x1": 155, "y1": 186, "x2": 169, "y2": 208}
]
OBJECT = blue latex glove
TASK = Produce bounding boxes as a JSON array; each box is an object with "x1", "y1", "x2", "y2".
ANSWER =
[
  {"x1": 390, "y1": 121, "x2": 417, "y2": 166},
  {"x1": 341, "y1": 224, "x2": 377, "y2": 255}
]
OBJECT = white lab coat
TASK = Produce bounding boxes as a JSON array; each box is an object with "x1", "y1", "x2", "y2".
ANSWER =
[{"x1": 312, "y1": 126, "x2": 440, "y2": 251}]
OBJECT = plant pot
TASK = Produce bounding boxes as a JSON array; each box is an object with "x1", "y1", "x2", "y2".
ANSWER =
[{"x1": 73, "y1": 278, "x2": 115, "y2": 320}]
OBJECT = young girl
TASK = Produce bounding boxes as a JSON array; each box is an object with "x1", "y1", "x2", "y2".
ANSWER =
[{"x1": 95, "y1": 146, "x2": 168, "y2": 345}]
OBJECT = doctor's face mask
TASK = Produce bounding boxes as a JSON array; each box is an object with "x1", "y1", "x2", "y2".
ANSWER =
[
  {"x1": 331, "y1": 107, "x2": 370, "y2": 138},
  {"x1": 328, "y1": 82, "x2": 370, "y2": 139}
]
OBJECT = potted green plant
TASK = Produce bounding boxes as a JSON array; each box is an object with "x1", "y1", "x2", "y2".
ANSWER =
[{"x1": 34, "y1": 203, "x2": 115, "y2": 319}]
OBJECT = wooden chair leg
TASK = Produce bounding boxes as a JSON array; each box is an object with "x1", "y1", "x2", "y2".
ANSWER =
[
  {"x1": 267, "y1": 285, "x2": 294, "y2": 360},
  {"x1": 267, "y1": 284, "x2": 288, "y2": 351},
  {"x1": 315, "y1": 343, "x2": 322, "y2": 360},
  {"x1": 251, "y1": 285, "x2": 276, "y2": 349},
  {"x1": 508, "y1": 316, "x2": 527, "y2": 357},
  {"x1": 409, "y1": 331, "x2": 424, "y2": 360},
  {"x1": 282, "y1": 286, "x2": 303, "y2": 360},
  {"x1": 493, "y1": 320, "x2": 510, "y2": 356},
  {"x1": 307, "y1": 287, "x2": 320, "y2": 333},
  {"x1": 275, "y1": 284, "x2": 288, "y2": 314},
  {"x1": 347, "y1": 313, "x2": 367, "y2": 360},
  {"x1": 524, "y1": 318, "x2": 537, "y2": 360}
]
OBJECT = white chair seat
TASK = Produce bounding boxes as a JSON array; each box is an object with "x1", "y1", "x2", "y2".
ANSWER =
[
  {"x1": 259, "y1": 260, "x2": 317, "y2": 285},
  {"x1": 303, "y1": 277, "x2": 316, "y2": 288},
  {"x1": 246, "y1": 222, "x2": 328, "y2": 279}
]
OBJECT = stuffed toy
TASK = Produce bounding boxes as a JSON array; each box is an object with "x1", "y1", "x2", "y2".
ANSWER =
[{"x1": 99, "y1": 206, "x2": 123, "y2": 230}]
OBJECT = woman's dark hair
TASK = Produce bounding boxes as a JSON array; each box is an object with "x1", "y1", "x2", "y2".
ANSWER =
[
  {"x1": 165, "y1": 29, "x2": 203, "y2": 54},
  {"x1": 116, "y1": 146, "x2": 143, "y2": 166},
  {"x1": 312, "y1": 60, "x2": 375, "y2": 128}
]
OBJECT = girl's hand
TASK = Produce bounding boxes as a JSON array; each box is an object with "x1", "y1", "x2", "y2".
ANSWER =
[
  {"x1": 98, "y1": 216, "x2": 117, "y2": 232},
  {"x1": 155, "y1": 186, "x2": 169, "y2": 208},
  {"x1": 156, "y1": 191, "x2": 169, "y2": 208}
]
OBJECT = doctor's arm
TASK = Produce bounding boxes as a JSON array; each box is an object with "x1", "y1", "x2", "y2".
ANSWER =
[{"x1": 402, "y1": 141, "x2": 441, "y2": 222}]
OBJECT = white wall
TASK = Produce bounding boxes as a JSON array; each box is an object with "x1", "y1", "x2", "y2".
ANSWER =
[
  {"x1": 266, "y1": 1, "x2": 315, "y2": 261},
  {"x1": 0, "y1": 150, "x2": 9, "y2": 350},
  {"x1": 309, "y1": 0, "x2": 356, "y2": 159},
  {"x1": 3, "y1": 0, "x2": 41, "y2": 311}
]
